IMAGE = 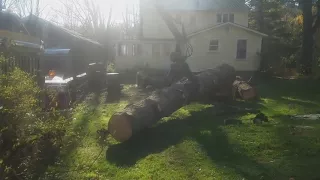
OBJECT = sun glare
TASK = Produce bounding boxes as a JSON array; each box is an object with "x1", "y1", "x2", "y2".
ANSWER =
[{"x1": 41, "y1": 0, "x2": 138, "y2": 22}]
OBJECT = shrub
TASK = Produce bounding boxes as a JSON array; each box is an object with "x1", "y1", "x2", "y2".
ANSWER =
[
  {"x1": 106, "y1": 62, "x2": 116, "y2": 73},
  {"x1": 0, "y1": 55, "x2": 69, "y2": 179}
]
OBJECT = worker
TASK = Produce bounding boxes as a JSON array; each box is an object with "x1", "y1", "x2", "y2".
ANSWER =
[{"x1": 167, "y1": 50, "x2": 194, "y2": 85}]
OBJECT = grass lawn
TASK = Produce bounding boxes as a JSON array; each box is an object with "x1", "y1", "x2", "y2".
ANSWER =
[{"x1": 41, "y1": 78, "x2": 320, "y2": 180}]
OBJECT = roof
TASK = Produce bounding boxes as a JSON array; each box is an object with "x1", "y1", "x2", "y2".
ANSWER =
[
  {"x1": 0, "y1": 11, "x2": 31, "y2": 35},
  {"x1": 188, "y1": 22, "x2": 268, "y2": 37},
  {"x1": 157, "y1": 0, "x2": 249, "y2": 11},
  {"x1": 23, "y1": 15, "x2": 103, "y2": 47},
  {"x1": 56, "y1": 25, "x2": 103, "y2": 47}
]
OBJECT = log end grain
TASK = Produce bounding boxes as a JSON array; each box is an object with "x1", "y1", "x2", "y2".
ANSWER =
[{"x1": 108, "y1": 114, "x2": 133, "y2": 142}]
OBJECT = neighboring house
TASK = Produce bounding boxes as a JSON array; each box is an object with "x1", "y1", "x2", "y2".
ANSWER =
[
  {"x1": 0, "y1": 11, "x2": 42, "y2": 79},
  {"x1": 24, "y1": 15, "x2": 109, "y2": 77},
  {"x1": 115, "y1": 0, "x2": 267, "y2": 73}
]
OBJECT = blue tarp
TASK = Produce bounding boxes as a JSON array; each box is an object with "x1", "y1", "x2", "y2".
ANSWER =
[{"x1": 43, "y1": 48, "x2": 71, "y2": 56}]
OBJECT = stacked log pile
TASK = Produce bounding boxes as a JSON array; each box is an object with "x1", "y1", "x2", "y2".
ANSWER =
[{"x1": 108, "y1": 64, "x2": 236, "y2": 142}]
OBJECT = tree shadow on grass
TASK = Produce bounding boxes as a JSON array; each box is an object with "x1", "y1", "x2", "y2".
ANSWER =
[
  {"x1": 106, "y1": 105, "x2": 276, "y2": 179},
  {"x1": 270, "y1": 114, "x2": 320, "y2": 179},
  {"x1": 106, "y1": 78, "x2": 320, "y2": 179},
  {"x1": 257, "y1": 78, "x2": 320, "y2": 103},
  {"x1": 34, "y1": 92, "x2": 103, "y2": 179}
]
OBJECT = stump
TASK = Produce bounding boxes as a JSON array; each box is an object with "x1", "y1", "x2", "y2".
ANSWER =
[
  {"x1": 107, "y1": 73, "x2": 121, "y2": 98},
  {"x1": 136, "y1": 71, "x2": 148, "y2": 89}
]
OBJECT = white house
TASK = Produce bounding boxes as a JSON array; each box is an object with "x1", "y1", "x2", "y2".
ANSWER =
[{"x1": 115, "y1": 0, "x2": 267, "y2": 72}]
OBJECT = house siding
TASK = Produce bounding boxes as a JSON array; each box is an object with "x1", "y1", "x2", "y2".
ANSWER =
[
  {"x1": 187, "y1": 25, "x2": 262, "y2": 72},
  {"x1": 140, "y1": 1, "x2": 175, "y2": 39},
  {"x1": 114, "y1": 0, "x2": 261, "y2": 72},
  {"x1": 172, "y1": 11, "x2": 249, "y2": 34},
  {"x1": 114, "y1": 25, "x2": 263, "y2": 72},
  {"x1": 140, "y1": 0, "x2": 249, "y2": 39},
  {"x1": 114, "y1": 40, "x2": 175, "y2": 71}
]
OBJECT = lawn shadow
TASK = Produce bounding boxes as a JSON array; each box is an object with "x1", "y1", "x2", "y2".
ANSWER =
[
  {"x1": 255, "y1": 77, "x2": 320, "y2": 179},
  {"x1": 257, "y1": 78, "x2": 320, "y2": 103},
  {"x1": 105, "y1": 77, "x2": 320, "y2": 179},
  {"x1": 35, "y1": 92, "x2": 104, "y2": 179},
  {"x1": 270, "y1": 114, "x2": 320, "y2": 179},
  {"x1": 120, "y1": 84, "x2": 151, "y2": 104},
  {"x1": 106, "y1": 104, "x2": 275, "y2": 179}
]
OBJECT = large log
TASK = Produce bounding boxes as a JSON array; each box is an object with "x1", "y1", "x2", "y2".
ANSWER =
[
  {"x1": 197, "y1": 64, "x2": 236, "y2": 98},
  {"x1": 108, "y1": 64, "x2": 236, "y2": 142}
]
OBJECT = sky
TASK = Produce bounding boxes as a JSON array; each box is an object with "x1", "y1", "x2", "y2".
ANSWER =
[{"x1": 39, "y1": 0, "x2": 138, "y2": 23}]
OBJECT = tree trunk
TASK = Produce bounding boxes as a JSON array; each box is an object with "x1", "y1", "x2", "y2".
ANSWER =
[
  {"x1": 300, "y1": 0, "x2": 314, "y2": 75},
  {"x1": 108, "y1": 64, "x2": 236, "y2": 142},
  {"x1": 257, "y1": 0, "x2": 265, "y2": 33}
]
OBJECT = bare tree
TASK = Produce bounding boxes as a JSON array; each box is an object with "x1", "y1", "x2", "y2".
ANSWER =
[
  {"x1": 56, "y1": 0, "x2": 141, "y2": 39},
  {"x1": 2, "y1": 0, "x2": 18, "y2": 10},
  {"x1": 121, "y1": 2, "x2": 140, "y2": 40},
  {"x1": 56, "y1": 0, "x2": 113, "y2": 35},
  {"x1": 3, "y1": 0, "x2": 44, "y2": 17}
]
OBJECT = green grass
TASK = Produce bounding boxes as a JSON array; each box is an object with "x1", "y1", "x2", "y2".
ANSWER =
[{"x1": 41, "y1": 79, "x2": 320, "y2": 180}]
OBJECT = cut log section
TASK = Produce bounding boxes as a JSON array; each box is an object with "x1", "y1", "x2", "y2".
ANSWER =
[
  {"x1": 197, "y1": 64, "x2": 236, "y2": 99},
  {"x1": 108, "y1": 64, "x2": 236, "y2": 142},
  {"x1": 233, "y1": 80, "x2": 257, "y2": 100},
  {"x1": 108, "y1": 78, "x2": 192, "y2": 142}
]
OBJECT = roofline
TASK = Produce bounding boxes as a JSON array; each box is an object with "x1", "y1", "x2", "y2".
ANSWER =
[
  {"x1": 114, "y1": 38, "x2": 175, "y2": 43},
  {"x1": 24, "y1": 15, "x2": 104, "y2": 47},
  {"x1": 164, "y1": 6, "x2": 250, "y2": 12},
  {"x1": 155, "y1": 0, "x2": 250, "y2": 12},
  {"x1": 187, "y1": 22, "x2": 268, "y2": 38}
]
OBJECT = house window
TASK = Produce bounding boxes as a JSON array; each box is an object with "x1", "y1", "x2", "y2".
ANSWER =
[
  {"x1": 236, "y1": 40, "x2": 247, "y2": 59},
  {"x1": 132, "y1": 44, "x2": 142, "y2": 56},
  {"x1": 118, "y1": 44, "x2": 128, "y2": 56},
  {"x1": 152, "y1": 44, "x2": 161, "y2": 57},
  {"x1": 229, "y1": 13, "x2": 234, "y2": 23},
  {"x1": 223, "y1": 14, "x2": 228, "y2": 23},
  {"x1": 190, "y1": 15, "x2": 196, "y2": 25},
  {"x1": 217, "y1": 14, "x2": 222, "y2": 23},
  {"x1": 218, "y1": 13, "x2": 235, "y2": 23},
  {"x1": 162, "y1": 44, "x2": 171, "y2": 56},
  {"x1": 209, "y1": 40, "x2": 219, "y2": 51},
  {"x1": 175, "y1": 14, "x2": 182, "y2": 24}
]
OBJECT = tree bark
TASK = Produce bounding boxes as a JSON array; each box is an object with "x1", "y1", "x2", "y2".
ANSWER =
[
  {"x1": 108, "y1": 64, "x2": 236, "y2": 142},
  {"x1": 257, "y1": 0, "x2": 265, "y2": 33},
  {"x1": 300, "y1": 0, "x2": 314, "y2": 75}
]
